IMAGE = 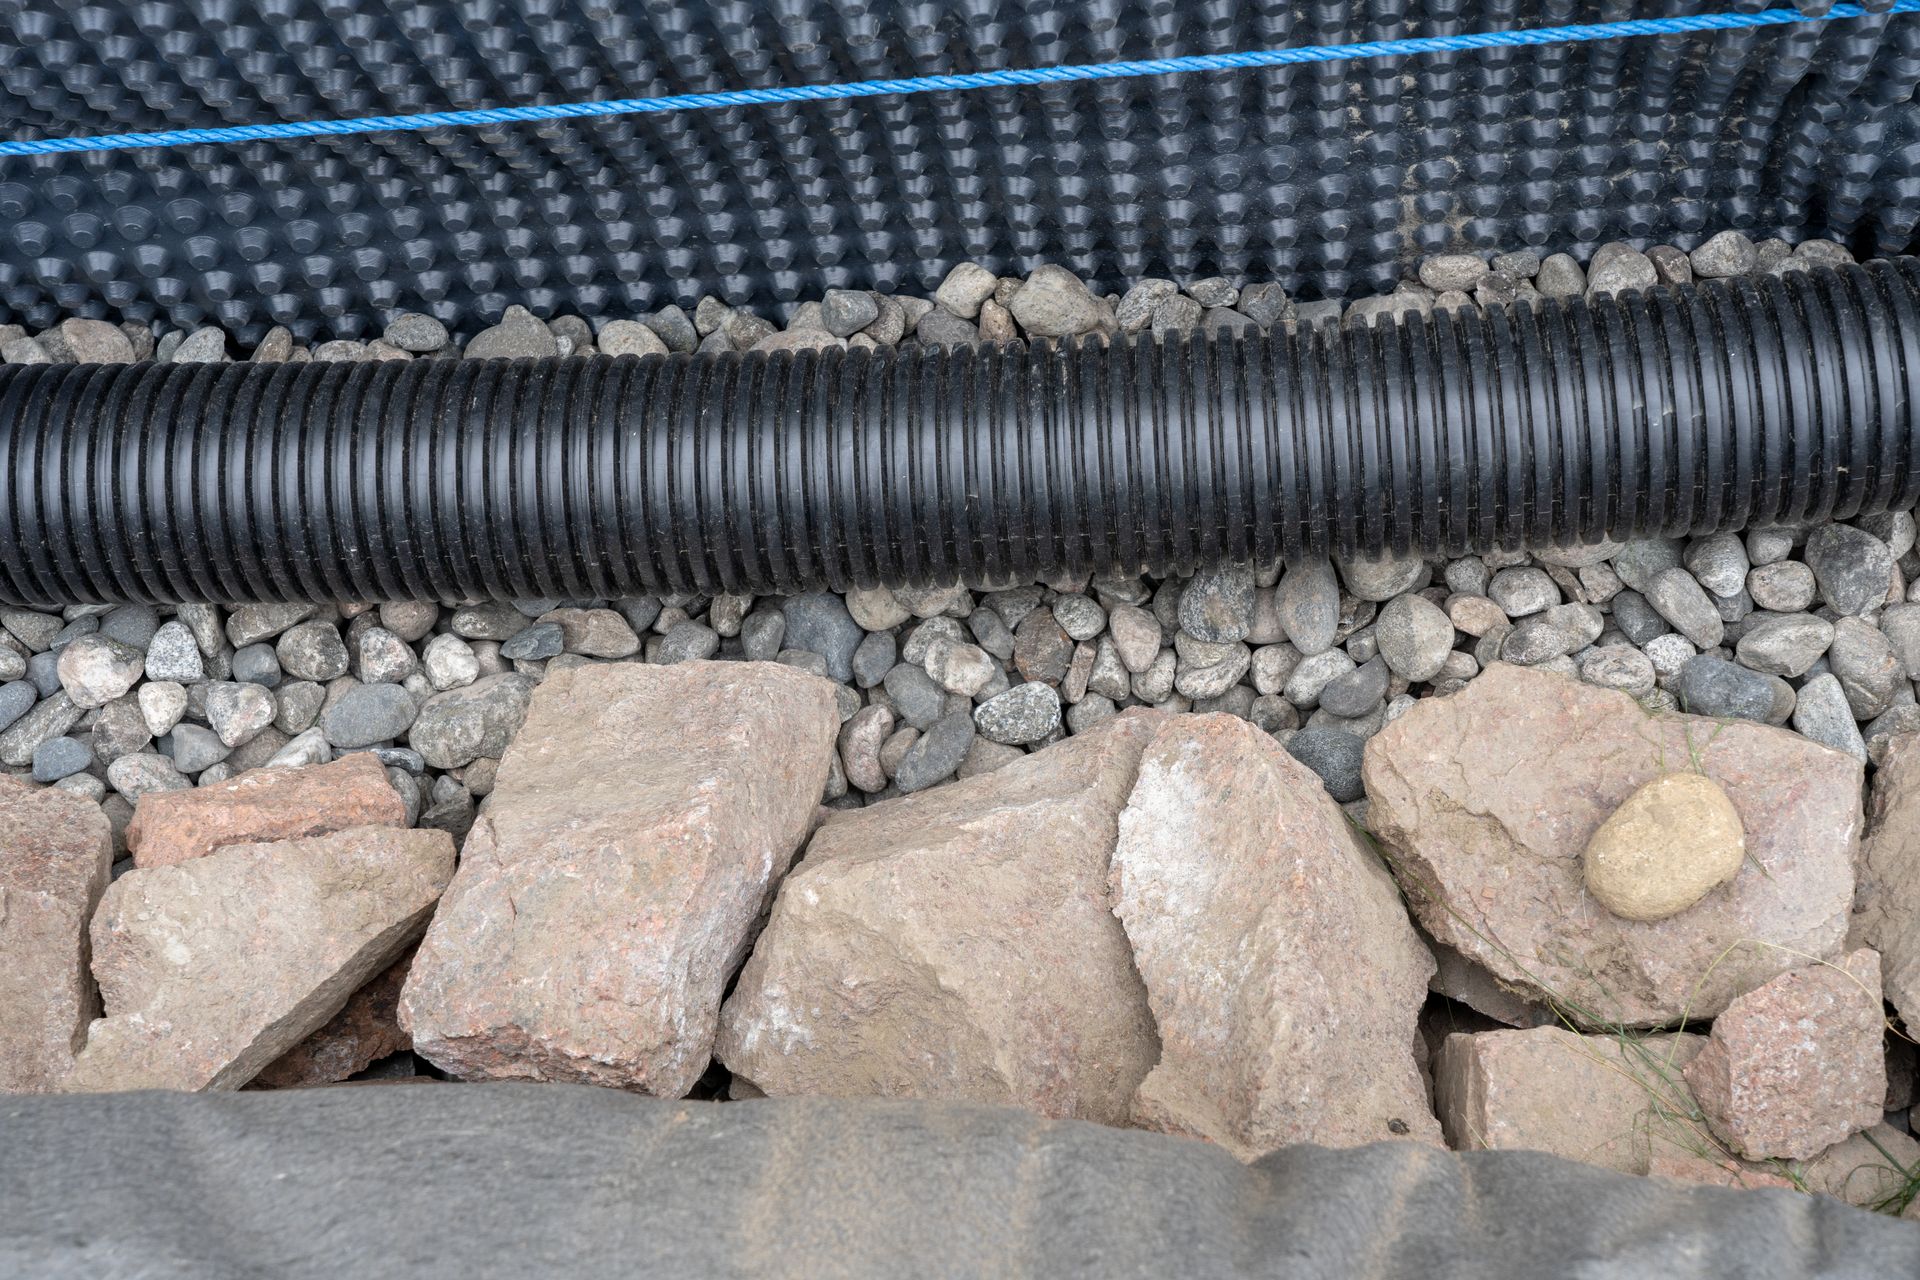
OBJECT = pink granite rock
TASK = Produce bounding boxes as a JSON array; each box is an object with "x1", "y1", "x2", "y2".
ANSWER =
[
  {"x1": 716, "y1": 712, "x2": 1162, "y2": 1123},
  {"x1": 0, "y1": 781, "x2": 114, "y2": 1092},
  {"x1": 1363, "y1": 664, "x2": 1859, "y2": 1027},
  {"x1": 1857, "y1": 734, "x2": 1920, "y2": 1030},
  {"x1": 1434, "y1": 1026, "x2": 1720, "y2": 1176},
  {"x1": 402, "y1": 661, "x2": 839, "y2": 1095},
  {"x1": 61, "y1": 826, "x2": 453, "y2": 1092},
  {"x1": 1683, "y1": 950, "x2": 1886, "y2": 1160},
  {"x1": 1111, "y1": 715, "x2": 1440, "y2": 1155}
]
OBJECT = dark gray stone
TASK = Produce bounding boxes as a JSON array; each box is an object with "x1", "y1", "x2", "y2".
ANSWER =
[
  {"x1": 30, "y1": 734, "x2": 92, "y2": 783},
  {"x1": 98, "y1": 604, "x2": 160, "y2": 650},
  {"x1": 893, "y1": 710, "x2": 977, "y2": 793},
  {"x1": 1318, "y1": 655, "x2": 1389, "y2": 718},
  {"x1": 1283, "y1": 727, "x2": 1367, "y2": 802},
  {"x1": 319, "y1": 683, "x2": 418, "y2": 750},
  {"x1": 500, "y1": 622, "x2": 565, "y2": 662},
  {"x1": 882, "y1": 663, "x2": 947, "y2": 731},
  {"x1": 739, "y1": 609, "x2": 786, "y2": 662},
  {"x1": 1177, "y1": 562, "x2": 1256, "y2": 644},
  {"x1": 1804, "y1": 525, "x2": 1895, "y2": 616},
  {"x1": 1672, "y1": 655, "x2": 1776, "y2": 722},
  {"x1": 851, "y1": 632, "x2": 896, "y2": 689},
  {"x1": 0, "y1": 680, "x2": 37, "y2": 734},
  {"x1": 781, "y1": 593, "x2": 864, "y2": 683}
]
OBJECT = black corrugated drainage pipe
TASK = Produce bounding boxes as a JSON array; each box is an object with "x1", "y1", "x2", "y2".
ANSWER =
[{"x1": 2, "y1": 259, "x2": 1918, "y2": 606}]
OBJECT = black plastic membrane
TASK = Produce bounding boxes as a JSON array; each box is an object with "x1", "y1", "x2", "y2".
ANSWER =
[
  {"x1": 0, "y1": 259, "x2": 1912, "y2": 605},
  {"x1": 2, "y1": 1, "x2": 1920, "y2": 343}
]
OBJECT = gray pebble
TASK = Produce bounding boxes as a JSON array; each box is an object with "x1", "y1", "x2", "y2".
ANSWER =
[
  {"x1": 500, "y1": 622, "x2": 564, "y2": 661},
  {"x1": 230, "y1": 643, "x2": 282, "y2": 688},
  {"x1": 659, "y1": 620, "x2": 719, "y2": 663},
  {"x1": 1792, "y1": 673, "x2": 1867, "y2": 761},
  {"x1": 1488, "y1": 567, "x2": 1559, "y2": 616},
  {"x1": 409, "y1": 673, "x2": 535, "y2": 769},
  {"x1": 206, "y1": 681, "x2": 277, "y2": 748},
  {"x1": 883, "y1": 664, "x2": 948, "y2": 731},
  {"x1": 1690, "y1": 230, "x2": 1757, "y2": 278},
  {"x1": 465, "y1": 305, "x2": 560, "y2": 359},
  {"x1": 167, "y1": 723, "x2": 232, "y2": 774},
  {"x1": 106, "y1": 752, "x2": 191, "y2": 802},
  {"x1": 1319, "y1": 655, "x2": 1389, "y2": 717},
  {"x1": 1610, "y1": 539, "x2": 1685, "y2": 594},
  {"x1": 1746, "y1": 561, "x2": 1816, "y2": 613},
  {"x1": 320, "y1": 682, "x2": 418, "y2": 749},
  {"x1": 1284, "y1": 728, "x2": 1367, "y2": 802},
  {"x1": 739, "y1": 609, "x2": 786, "y2": 662},
  {"x1": 974, "y1": 682, "x2": 1063, "y2": 745},
  {"x1": 384, "y1": 313, "x2": 450, "y2": 352},
  {"x1": 851, "y1": 631, "x2": 896, "y2": 688},
  {"x1": 1172, "y1": 634, "x2": 1251, "y2": 700},
  {"x1": 1672, "y1": 655, "x2": 1775, "y2": 721},
  {"x1": 1746, "y1": 527, "x2": 1795, "y2": 567},
  {"x1": 1644, "y1": 568, "x2": 1724, "y2": 649},
  {"x1": 99, "y1": 604, "x2": 160, "y2": 650},
  {"x1": 1684, "y1": 533, "x2": 1749, "y2": 598},
  {"x1": 31, "y1": 735, "x2": 93, "y2": 783},
  {"x1": 894, "y1": 710, "x2": 977, "y2": 793},
  {"x1": 1177, "y1": 562, "x2": 1255, "y2": 643},
  {"x1": 1374, "y1": 595, "x2": 1454, "y2": 682},
  {"x1": 224, "y1": 603, "x2": 315, "y2": 647},
  {"x1": 1827, "y1": 617, "x2": 1902, "y2": 719},
  {"x1": 1735, "y1": 612, "x2": 1834, "y2": 677},
  {"x1": 1275, "y1": 561, "x2": 1341, "y2": 655},
  {"x1": 1805, "y1": 525, "x2": 1894, "y2": 615},
  {"x1": 1338, "y1": 554, "x2": 1426, "y2": 603},
  {"x1": 277, "y1": 620, "x2": 349, "y2": 681},
  {"x1": 1586, "y1": 244, "x2": 1658, "y2": 296},
  {"x1": 1609, "y1": 591, "x2": 1671, "y2": 645},
  {"x1": 1051, "y1": 593, "x2": 1108, "y2": 642},
  {"x1": 781, "y1": 593, "x2": 864, "y2": 683}
]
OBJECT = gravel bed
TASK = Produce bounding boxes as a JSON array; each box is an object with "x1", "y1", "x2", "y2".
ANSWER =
[{"x1": 0, "y1": 230, "x2": 1896, "y2": 858}]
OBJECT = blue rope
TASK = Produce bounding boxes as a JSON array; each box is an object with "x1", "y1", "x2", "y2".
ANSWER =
[{"x1": 2, "y1": 1, "x2": 1914, "y2": 158}]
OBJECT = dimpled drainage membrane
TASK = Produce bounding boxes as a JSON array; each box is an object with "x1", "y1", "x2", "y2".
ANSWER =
[{"x1": 1, "y1": 0, "x2": 1919, "y2": 344}]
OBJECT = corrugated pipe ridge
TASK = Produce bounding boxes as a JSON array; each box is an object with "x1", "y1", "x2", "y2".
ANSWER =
[{"x1": 0, "y1": 258, "x2": 1914, "y2": 605}]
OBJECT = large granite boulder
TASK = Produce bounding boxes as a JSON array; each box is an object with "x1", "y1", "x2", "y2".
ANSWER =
[
  {"x1": 61, "y1": 827, "x2": 453, "y2": 1092},
  {"x1": 0, "y1": 781, "x2": 114, "y2": 1092},
  {"x1": 717, "y1": 712, "x2": 1162, "y2": 1123},
  {"x1": 1111, "y1": 715, "x2": 1440, "y2": 1154},
  {"x1": 1363, "y1": 665, "x2": 1860, "y2": 1026},
  {"x1": 402, "y1": 661, "x2": 839, "y2": 1095}
]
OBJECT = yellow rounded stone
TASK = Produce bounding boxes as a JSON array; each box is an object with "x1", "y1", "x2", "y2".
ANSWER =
[{"x1": 1582, "y1": 772, "x2": 1746, "y2": 922}]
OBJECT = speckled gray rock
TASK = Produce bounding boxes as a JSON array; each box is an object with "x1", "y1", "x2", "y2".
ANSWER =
[
  {"x1": 1792, "y1": 674, "x2": 1868, "y2": 762},
  {"x1": 1007, "y1": 266, "x2": 1111, "y2": 338},
  {"x1": 1586, "y1": 244, "x2": 1658, "y2": 296},
  {"x1": 106, "y1": 751, "x2": 191, "y2": 801},
  {"x1": 57, "y1": 635, "x2": 144, "y2": 709},
  {"x1": 933, "y1": 263, "x2": 998, "y2": 319},
  {"x1": 1338, "y1": 554, "x2": 1426, "y2": 603},
  {"x1": 1172, "y1": 635, "x2": 1251, "y2": 700},
  {"x1": 1487, "y1": 568, "x2": 1558, "y2": 617},
  {"x1": 1747, "y1": 562, "x2": 1816, "y2": 613},
  {"x1": 224, "y1": 605, "x2": 315, "y2": 648},
  {"x1": 1610, "y1": 591, "x2": 1670, "y2": 645},
  {"x1": 1673, "y1": 656, "x2": 1776, "y2": 722},
  {"x1": 1283, "y1": 728, "x2": 1366, "y2": 802},
  {"x1": 1610, "y1": 540, "x2": 1684, "y2": 594},
  {"x1": 1580, "y1": 645, "x2": 1657, "y2": 697},
  {"x1": 0, "y1": 680, "x2": 37, "y2": 735},
  {"x1": 1644, "y1": 569, "x2": 1724, "y2": 649},
  {"x1": 894, "y1": 710, "x2": 978, "y2": 792},
  {"x1": 1534, "y1": 253, "x2": 1586, "y2": 296},
  {"x1": 465, "y1": 305, "x2": 560, "y2": 359},
  {"x1": 1684, "y1": 533, "x2": 1750, "y2": 598},
  {"x1": 781, "y1": 593, "x2": 864, "y2": 683},
  {"x1": 1178, "y1": 563, "x2": 1255, "y2": 643},
  {"x1": 1826, "y1": 618, "x2": 1902, "y2": 720},
  {"x1": 320, "y1": 684, "x2": 418, "y2": 750},
  {"x1": 384, "y1": 313, "x2": 450, "y2": 352},
  {"x1": 206, "y1": 681, "x2": 277, "y2": 748},
  {"x1": 1735, "y1": 613, "x2": 1835, "y2": 678},
  {"x1": 1418, "y1": 254, "x2": 1490, "y2": 291},
  {"x1": 1274, "y1": 561, "x2": 1341, "y2": 655},
  {"x1": 408, "y1": 673, "x2": 537, "y2": 770},
  {"x1": 1374, "y1": 595, "x2": 1453, "y2": 682},
  {"x1": 277, "y1": 622, "x2": 350, "y2": 682},
  {"x1": 973, "y1": 682, "x2": 1062, "y2": 745},
  {"x1": 1690, "y1": 230, "x2": 1758, "y2": 278},
  {"x1": 1804, "y1": 525, "x2": 1894, "y2": 616}
]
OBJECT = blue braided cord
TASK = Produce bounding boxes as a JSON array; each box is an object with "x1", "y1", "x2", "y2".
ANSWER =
[{"x1": 2, "y1": 1, "x2": 1914, "y2": 158}]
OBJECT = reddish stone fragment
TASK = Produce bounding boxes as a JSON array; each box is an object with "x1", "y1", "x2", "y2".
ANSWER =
[
  {"x1": 125, "y1": 753, "x2": 405, "y2": 868},
  {"x1": 0, "y1": 780, "x2": 114, "y2": 1092},
  {"x1": 251, "y1": 946, "x2": 417, "y2": 1089}
]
